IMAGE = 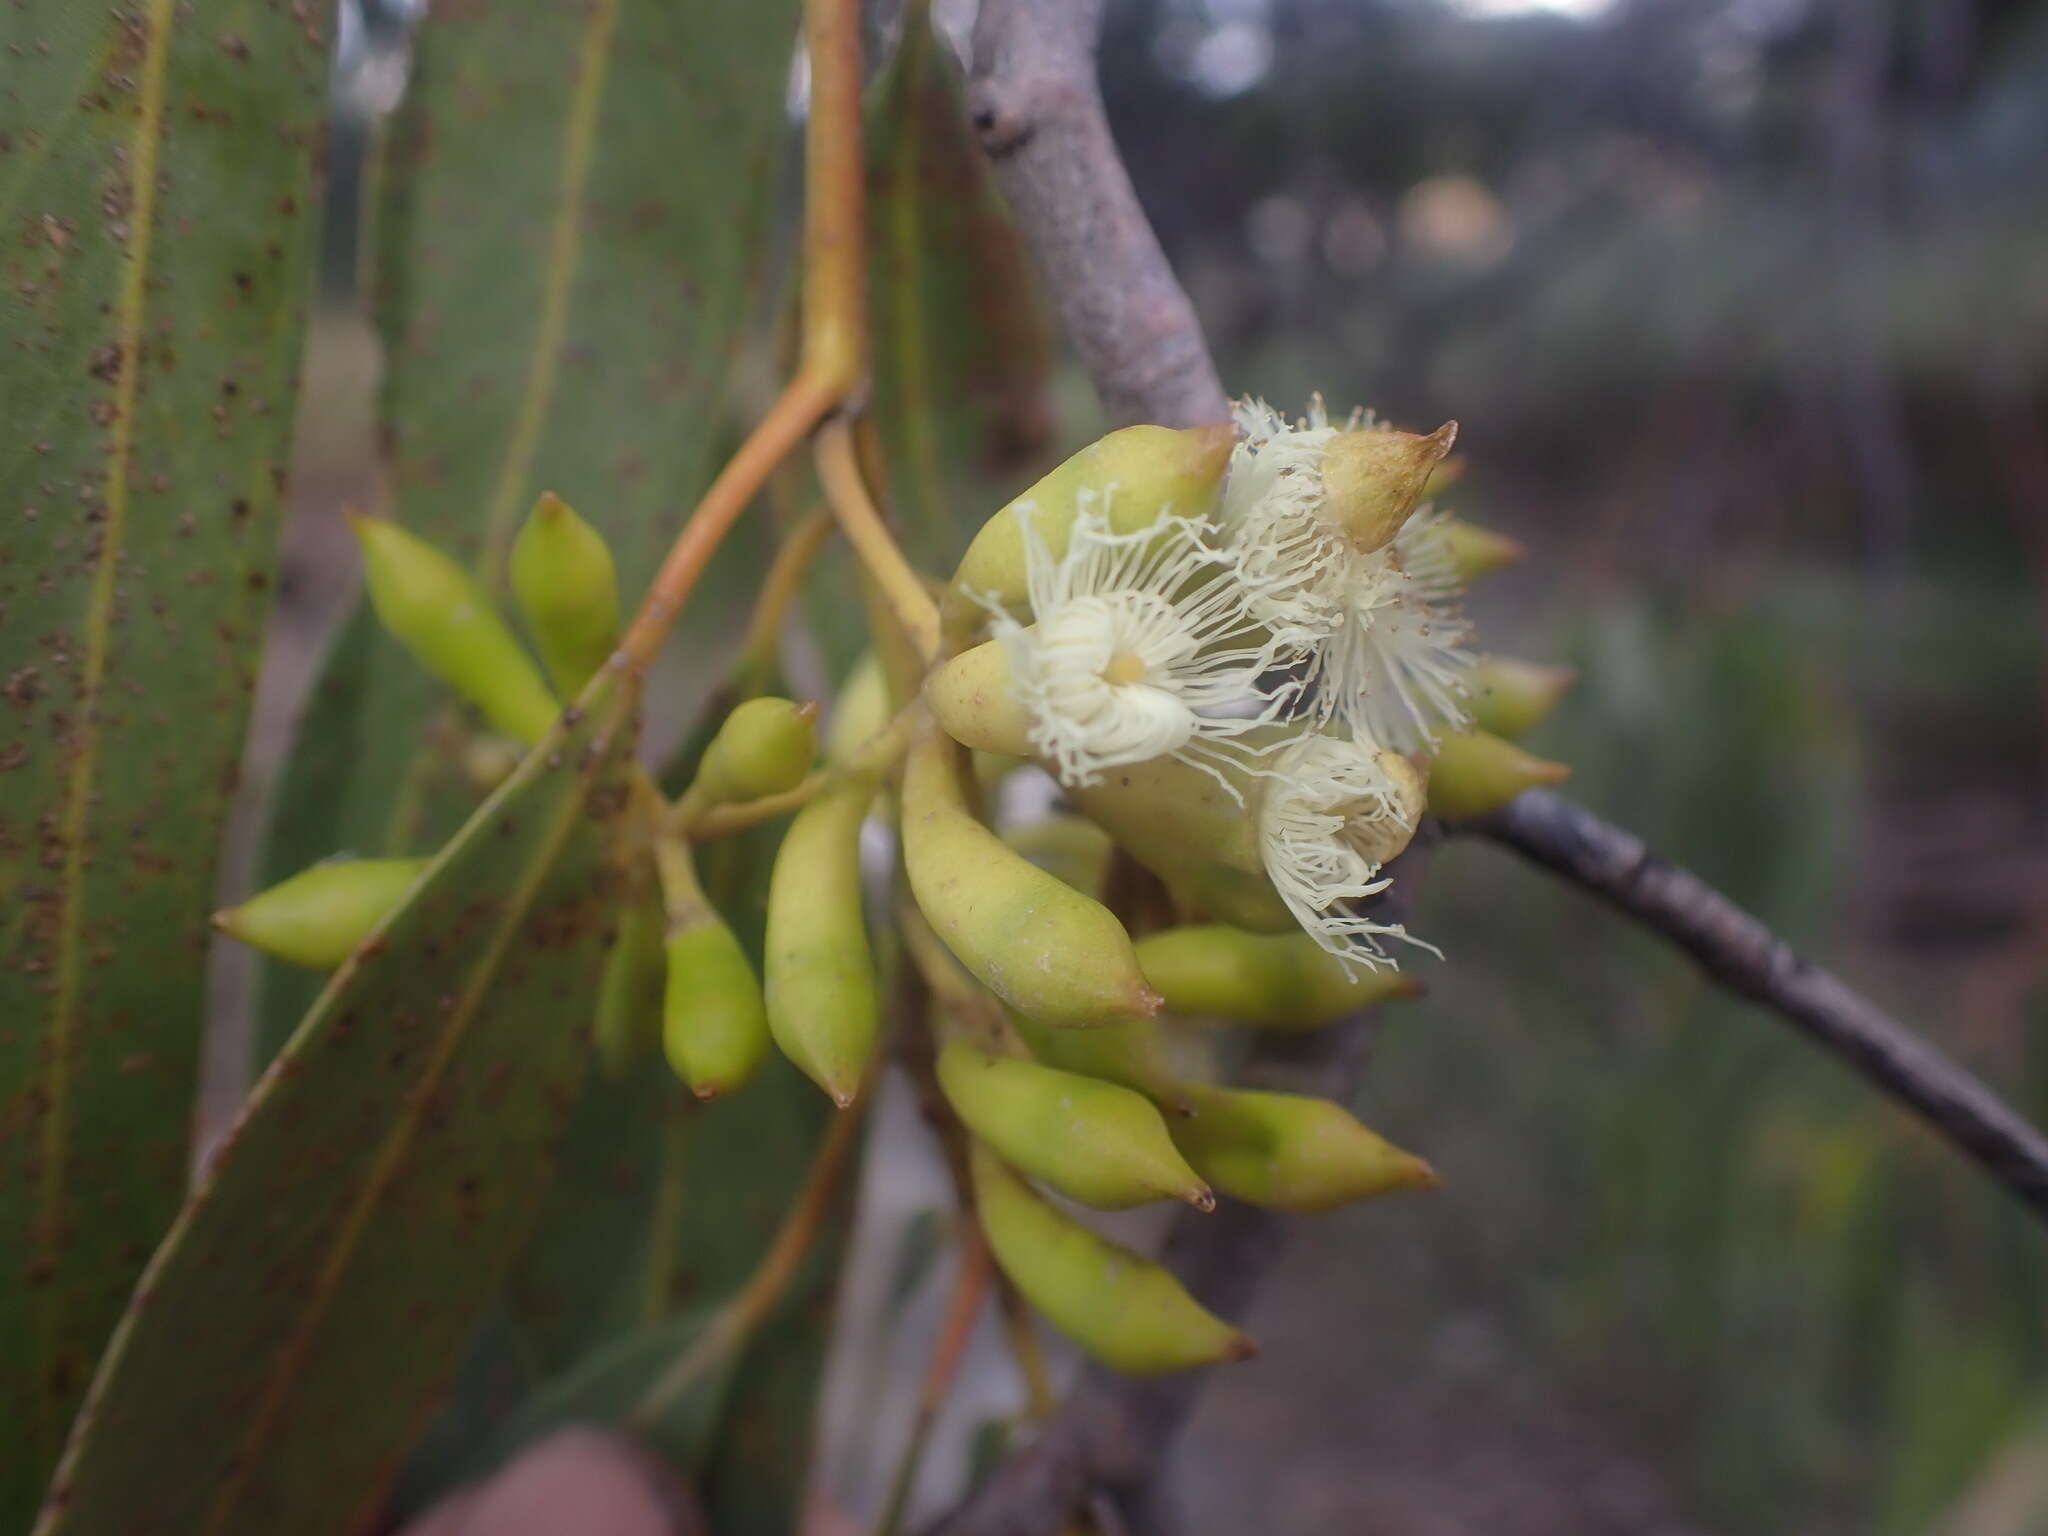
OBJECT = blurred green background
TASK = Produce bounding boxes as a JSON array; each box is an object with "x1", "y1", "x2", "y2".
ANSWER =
[{"x1": 1096, "y1": 1, "x2": 2048, "y2": 1532}]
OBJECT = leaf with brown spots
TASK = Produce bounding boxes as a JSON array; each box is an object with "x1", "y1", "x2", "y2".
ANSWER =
[
  {"x1": 253, "y1": 0, "x2": 802, "y2": 1067},
  {"x1": 394, "y1": 760, "x2": 850, "y2": 1536},
  {"x1": 0, "y1": 2, "x2": 327, "y2": 1521},
  {"x1": 38, "y1": 678, "x2": 638, "y2": 1536}
]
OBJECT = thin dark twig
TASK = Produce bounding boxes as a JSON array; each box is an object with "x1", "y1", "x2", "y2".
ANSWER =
[{"x1": 1468, "y1": 789, "x2": 2048, "y2": 1226}]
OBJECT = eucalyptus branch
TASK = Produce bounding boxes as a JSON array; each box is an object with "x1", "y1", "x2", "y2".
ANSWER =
[
  {"x1": 1465, "y1": 789, "x2": 2048, "y2": 1226},
  {"x1": 967, "y1": 0, "x2": 1227, "y2": 429},
  {"x1": 924, "y1": 5, "x2": 1388, "y2": 1532}
]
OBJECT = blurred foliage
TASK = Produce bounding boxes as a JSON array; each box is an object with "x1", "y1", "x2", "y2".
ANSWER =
[
  {"x1": 1367, "y1": 575, "x2": 2047, "y2": 1534},
  {"x1": 1085, "y1": 4, "x2": 2048, "y2": 1525}
]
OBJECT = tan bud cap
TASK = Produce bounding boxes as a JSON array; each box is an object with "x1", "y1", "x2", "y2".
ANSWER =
[{"x1": 1318, "y1": 421, "x2": 1457, "y2": 553}]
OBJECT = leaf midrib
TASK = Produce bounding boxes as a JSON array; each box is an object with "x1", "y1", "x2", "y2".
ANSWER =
[
  {"x1": 372, "y1": 0, "x2": 617, "y2": 858},
  {"x1": 35, "y1": 0, "x2": 177, "y2": 1468},
  {"x1": 200, "y1": 695, "x2": 627, "y2": 1535}
]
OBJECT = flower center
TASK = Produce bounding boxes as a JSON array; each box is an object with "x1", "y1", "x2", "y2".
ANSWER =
[
  {"x1": 1030, "y1": 596, "x2": 1198, "y2": 767},
  {"x1": 1102, "y1": 650, "x2": 1150, "y2": 686}
]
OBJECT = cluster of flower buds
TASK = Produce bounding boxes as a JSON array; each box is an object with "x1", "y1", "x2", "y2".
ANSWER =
[
  {"x1": 928, "y1": 400, "x2": 1563, "y2": 972},
  {"x1": 214, "y1": 399, "x2": 1577, "y2": 1378},
  {"x1": 901, "y1": 399, "x2": 1574, "y2": 1371}
]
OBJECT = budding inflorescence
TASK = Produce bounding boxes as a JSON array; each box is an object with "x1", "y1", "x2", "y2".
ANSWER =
[
  {"x1": 932, "y1": 399, "x2": 1490, "y2": 977},
  {"x1": 213, "y1": 405, "x2": 1567, "y2": 1385}
]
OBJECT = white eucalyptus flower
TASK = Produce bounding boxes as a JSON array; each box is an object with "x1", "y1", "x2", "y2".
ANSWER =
[
  {"x1": 1218, "y1": 396, "x2": 1473, "y2": 753},
  {"x1": 986, "y1": 497, "x2": 1299, "y2": 794},
  {"x1": 1257, "y1": 729, "x2": 1434, "y2": 972}
]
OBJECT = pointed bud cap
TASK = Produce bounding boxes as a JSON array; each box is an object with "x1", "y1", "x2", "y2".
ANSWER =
[
  {"x1": 1319, "y1": 421, "x2": 1457, "y2": 553},
  {"x1": 936, "y1": 1041, "x2": 1211, "y2": 1210},
  {"x1": 1465, "y1": 657, "x2": 1577, "y2": 740},
  {"x1": 969, "y1": 1142, "x2": 1254, "y2": 1374},
  {"x1": 1172, "y1": 1084, "x2": 1439, "y2": 1211},
  {"x1": 351, "y1": 513, "x2": 560, "y2": 743},
  {"x1": 1425, "y1": 729, "x2": 1570, "y2": 820},
  {"x1": 214, "y1": 857, "x2": 429, "y2": 970},
  {"x1": 510, "y1": 492, "x2": 620, "y2": 697},
  {"x1": 697, "y1": 697, "x2": 818, "y2": 805}
]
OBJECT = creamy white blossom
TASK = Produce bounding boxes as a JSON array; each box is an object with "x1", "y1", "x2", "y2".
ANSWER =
[
  {"x1": 1218, "y1": 397, "x2": 1473, "y2": 752},
  {"x1": 1257, "y1": 730, "x2": 1434, "y2": 971},
  {"x1": 987, "y1": 497, "x2": 1298, "y2": 793}
]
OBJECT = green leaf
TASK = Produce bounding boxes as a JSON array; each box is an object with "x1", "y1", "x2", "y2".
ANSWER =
[
  {"x1": 254, "y1": 0, "x2": 799, "y2": 1062},
  {"x1": 38, "y1": 682, "x2": 638, "y2": 1535},
  {"x1": 400, "y1": 810, "x2": 850, "y2": 1536},
  {"x1": 0, "y1": 3, "x2": 326, "y2": 1518}
]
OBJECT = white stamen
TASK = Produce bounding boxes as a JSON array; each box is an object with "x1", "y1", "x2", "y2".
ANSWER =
[
  {"x1": 1217, "y1": 398, "x2": 1475, "y2": 753},
  {"x1": 1257, "y1": 731, "x2": 1435, "y2": 973},
  {"x1": 986, "y1": 497, "x2": 1299, "y2": 794}
]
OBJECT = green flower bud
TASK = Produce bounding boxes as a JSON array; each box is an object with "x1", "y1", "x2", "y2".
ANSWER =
[
  {"x1": 924, "y1": 639, "x2": 1034, "y2": 759},
  {"x1": 351, "y1": 514, "x2": 559, "y2": 744},
  {"x1": 1317, "y1": 421, "x2": 1457, "y2": 553},
  {"x1": 902, "y1": 722, "x2": 1161, "y2": 1028},
  {"x1": 949, "y1": 424, "x2": 1235, "y2": 620},
  {"x1": 970, "y1": 1142, "x2": 1253, "y2": 1375},
  {"x1": 510, "y1": 491, "x2": 621, "y2": 697},
  {"x1": 213, "y1": 857, "x2": 428, "y2": 970},
  {"x1": 1438, "y1": 518, "x2": 1525, "y2": 584},
  {"x1": 938, "y1": 1041, "x2": 1208, "y2": 1210},
  {"x1": 697, "y1": 697, "x2": 818, "y2": 806},
  {"x1": 764, "y1": 774, "x2": 880, "y2": 1106},
  {"x1": 1006, "y1": 1008, "x2": 1186, "y2": 1110},
  {"x1": 1171, "y1": 1083, "x2": 1436, "y2": 1212},
  {"x1": 1134, "y1": 925, "x2": 1420, "y2": 1030},
  {"x1": 594, "y1": 876, "x2": 666, "y2": 1080},
  {"x1": 662, "y1": 914, "x2": 770, "y2": 1100},
  {"x1": 1425, "y1": 728, "x2": 1570, "y2": 820},
  {"x1": 352, "y1": 518, "x2": 561, "y2": 745},
  {"x1": 1463, "y1": 656, "x2": 1575, "y2": 741}
]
